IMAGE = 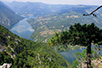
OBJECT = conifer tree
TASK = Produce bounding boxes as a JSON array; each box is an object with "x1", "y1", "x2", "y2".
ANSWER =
[{"x1": 68, "y1": 23, "x2": 102, "y2": 68}]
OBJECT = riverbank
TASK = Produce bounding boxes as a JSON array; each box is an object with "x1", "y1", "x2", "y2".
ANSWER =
[{"x1": 10, "y1": 18, "x2": 34, "y2": 40}]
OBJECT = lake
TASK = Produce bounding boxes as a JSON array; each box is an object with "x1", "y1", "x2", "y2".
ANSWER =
[
  {"x1": 59, "y1": 48, "x2": 85, "y2": 64},
  {"x1": 10, "y1": 18, "x2": 34, "y2": 40},
  {"x1": 59, "y1": 45, "x2": 102, "y2": 64}
]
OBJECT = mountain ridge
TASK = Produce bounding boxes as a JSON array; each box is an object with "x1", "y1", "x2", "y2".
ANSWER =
[
  {"x1": 5, "y1": 1, "x2": 82, "y2": 17},
  {"x1": 0, "y1": 1, "x2": 23, "y2": 29}
]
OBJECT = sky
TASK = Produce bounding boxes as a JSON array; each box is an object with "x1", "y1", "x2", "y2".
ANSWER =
[{"x1": 1, "y1": 0, "x2": 102, "y2": 5}]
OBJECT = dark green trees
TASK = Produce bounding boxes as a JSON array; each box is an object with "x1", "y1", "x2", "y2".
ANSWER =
[
  {"x1": 69, "y1": 23, "x2": 102, "y2": 68},
  {"x1": 48, "y1": 23, "x2": 102, "y2": 68},
  {"x1": 0, "y1": 52, "x2": 13, "y2": 65},
  {"x1": 0, "y1": 24, "x2": 71, "y2": 68},
  {"x1": 48, "y1": 31, "x2": 70, "y2": 47}
]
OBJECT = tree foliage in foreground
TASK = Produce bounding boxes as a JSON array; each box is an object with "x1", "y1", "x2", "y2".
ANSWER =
[
  {"x1": 0, "y1": 25, "x2": 71, "y2": 68},
  {"x1": 48, "y1": 23, "x2": 102, "y2": 68},
  {"x1": 0, "y1": 52, "x2": 13, "y2": 65}
]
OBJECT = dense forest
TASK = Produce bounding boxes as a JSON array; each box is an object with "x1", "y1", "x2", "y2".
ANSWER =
[{"x1": 0, "y1": 25, "x2": 71, "y2": 68}]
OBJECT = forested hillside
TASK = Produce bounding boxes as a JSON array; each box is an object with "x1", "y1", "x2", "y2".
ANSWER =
[
  {"x1": 0, "y1": 1, "x2": 23, "y2": 29},
  {"x1": 0, "y1": 24, "x2": 71, "y2": 68},
  {"x1": 27, "y1": 5, "x2": 102, "y2": 42}
]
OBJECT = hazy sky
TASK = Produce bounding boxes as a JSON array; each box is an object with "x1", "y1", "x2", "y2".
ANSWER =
[{"x1": 1, "y1": 0, "x2": 102, "y2": 5}]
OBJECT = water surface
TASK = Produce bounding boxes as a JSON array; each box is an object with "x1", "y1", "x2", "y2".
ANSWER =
[
  {"x1": 10, "y1": 18, "x2": 34, "y2": 40},
  {"x1": 59, "y1": 48, "x2": 85, "y2": 64}
]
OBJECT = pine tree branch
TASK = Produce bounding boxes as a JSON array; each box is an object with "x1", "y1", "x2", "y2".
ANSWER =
[{"x1": 83, "y1": 5, "x2": 102, "y2": 17}]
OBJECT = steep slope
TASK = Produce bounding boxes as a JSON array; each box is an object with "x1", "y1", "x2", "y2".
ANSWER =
[
  {"x1": 6, "y1": 1, "x2": 75, "y2": 17},
  {"x1": 27, "y1": 5, "x2": 102, "y2": 42},
  {"x1": 0, "y1": 1, "x2": 23, "y2": 29},
  {"x1": 0, "y1": 25, "x2": 71, "y2": 68}
]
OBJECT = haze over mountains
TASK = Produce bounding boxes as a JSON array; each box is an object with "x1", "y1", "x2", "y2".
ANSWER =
[
  {"x1": 6, "y1": 1, "x2": 75, "y2": 17},
  {"x1": 0, "y1": 1, "x2": 23, "y2": 29},
  {"x1": 5, "y1": 1, "x2": 100, "y2": 18},
  {"x1": 5, "y1": 1, "x2": 102, "y2": 42},
  {"x1": 1, "y1": 1, "x2": 102, "y2": 67}
]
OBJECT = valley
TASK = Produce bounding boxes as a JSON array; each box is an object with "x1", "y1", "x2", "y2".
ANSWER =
[
  {"x1": 0, "y1": 1, "x2": 102, "y2": 68},
  {"x1": 27, "y1": 8, "x2": 102, "y2": 42}
]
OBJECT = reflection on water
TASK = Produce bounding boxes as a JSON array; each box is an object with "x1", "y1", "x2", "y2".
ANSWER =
[
  {"x1": 59, "y1": 45, "x2": 102, "y2": 64},
  {"x1": 10, "y1": 18, "x2": 34, "y2": 40},
  {"x1": 59, "y1": 48, "x2": 85, "y2": 64}
]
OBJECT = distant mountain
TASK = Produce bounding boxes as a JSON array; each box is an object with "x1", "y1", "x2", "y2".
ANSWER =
[
  {"x1": 6, "y1": 1, "x2": 99, "y2": 18},
  {"x1": 6, "y1": 1, "x2": 76, "y2": 17},
  {"x1": 27, "y1": 5, "x2": 102, "y2": 42},
  {"x1": 5, "y1": 1, "x2": 102, "y2": 42},
  {"x1": 0, "y1": 1, "x2": 23, "y2": 29},
  {"x1": 0, "y1": 24, "x2": 71, "y2": 67}
]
